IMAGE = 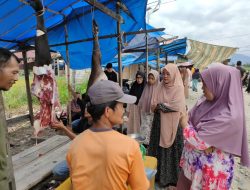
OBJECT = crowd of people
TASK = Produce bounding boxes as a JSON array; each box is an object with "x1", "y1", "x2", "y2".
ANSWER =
[{"x1": 1, "y1": 46, "x2": 250, "y2": 190}]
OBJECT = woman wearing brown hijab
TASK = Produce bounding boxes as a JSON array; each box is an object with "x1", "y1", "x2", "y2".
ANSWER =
[{"x1": 148, "y1": 64, "x2": 186, "y2": 188}]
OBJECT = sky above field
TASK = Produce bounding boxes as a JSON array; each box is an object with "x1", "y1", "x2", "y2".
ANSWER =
[{"x1": 148, "y1": 0, "x2": 250, "y2": 56}]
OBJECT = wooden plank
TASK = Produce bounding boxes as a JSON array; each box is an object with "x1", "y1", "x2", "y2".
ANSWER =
[
  {"x1": 6, "y1": 113, "x2": 30, "y2": 126},
  {"x1": 84, "y1": 0, "x2": 124, "y2": 23},
  {"x1": 12, "y1": 135, "x2": 69, "y2": 170},
  {"x1": 14, "y1": 142, "x2": 71, "y2": 190}
]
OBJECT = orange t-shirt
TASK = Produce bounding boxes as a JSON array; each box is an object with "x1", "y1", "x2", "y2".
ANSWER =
[{"x1": 66, "y1": 129, "x2": 149, "y2": 190}]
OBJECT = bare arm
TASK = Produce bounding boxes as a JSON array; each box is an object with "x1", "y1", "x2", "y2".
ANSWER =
[{"x1": 51, "y1": 121, "x2": 77, "y2": 140}]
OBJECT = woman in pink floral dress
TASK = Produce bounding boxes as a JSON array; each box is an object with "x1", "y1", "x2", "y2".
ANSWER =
[{"x1": 177, "y1": 64, "x2": 250, "y2": 190}]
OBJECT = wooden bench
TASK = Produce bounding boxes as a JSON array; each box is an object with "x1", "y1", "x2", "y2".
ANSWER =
[{"x1": 12, "y1": 135, "x2": 71, "y2": 190}]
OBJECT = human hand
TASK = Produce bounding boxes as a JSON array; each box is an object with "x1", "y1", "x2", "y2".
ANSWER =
[
  {"x1": 51, "y1": 121, "x2": 65, "y2": 131},
  {"x1": 180, "y1": 112, "x2": 188, "y2": 128},
  {"x1": 151, "y1": 104, "x2": 157, "y2": 112}
]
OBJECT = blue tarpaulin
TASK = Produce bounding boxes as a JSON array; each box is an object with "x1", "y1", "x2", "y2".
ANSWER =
[
  {"x1": 0, "y1": 0, "x2": 147, "y2": 69},
  {"x1": 105, "y1": 23, "x2": 165, "y2": 70},
  {"x1": 123, "y1": 24, "x2": 166, "y2": 52},
  {"x1": 108, "y1": 51, "x2": 165, "y2": 71},
  {"x1": 161, "y1": 38, "x2": 187, "y2": 55}
]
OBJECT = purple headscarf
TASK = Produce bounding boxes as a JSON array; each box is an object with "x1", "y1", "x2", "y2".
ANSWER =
[{"x1": 189, "y1": 64, "x2": 250, "y2": 167}]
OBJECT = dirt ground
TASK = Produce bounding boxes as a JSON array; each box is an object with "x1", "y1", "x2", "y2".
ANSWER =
[
  {"x1": 7, "y1": 83, "x2": 250, "y2": 190},
  {"x1": 7, "y1": 105, "x2": 58, "y2": 156}
]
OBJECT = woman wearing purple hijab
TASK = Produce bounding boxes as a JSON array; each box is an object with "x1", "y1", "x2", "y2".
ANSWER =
[{"x1": 177, "y1": 64, "x2": 250, "y2": 190}]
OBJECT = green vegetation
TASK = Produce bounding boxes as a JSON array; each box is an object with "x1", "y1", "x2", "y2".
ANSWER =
[
  {"x1": 2, "y1": 75, "x2": 87, "y2": 112},
  {"x1": 243, "y1": 65, "x2": 250, "y2": 71}
]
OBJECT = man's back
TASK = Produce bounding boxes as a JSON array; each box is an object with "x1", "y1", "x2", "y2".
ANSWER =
[
  {"x1": 67, "y1": 129, "x2": 149, "y2": 190},
  {"x1": 104, "y1": 70, "x2": 118, "y2": 82},
  {"x1": 236, "y1": 66, "x2": 246, "y2": 78}
]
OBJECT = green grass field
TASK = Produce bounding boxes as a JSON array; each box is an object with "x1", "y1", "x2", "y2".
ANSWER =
[
  {"x1": 243, "y1": 65, "x2": 250, "y2": 71},
  {"x1": 2, "y1": 75, "x2": 87, "y2": 112}
]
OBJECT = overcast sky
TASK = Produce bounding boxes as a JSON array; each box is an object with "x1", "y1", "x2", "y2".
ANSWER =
[{"x1": 147, "y1": 0, "x2": 250, "y2": 56}]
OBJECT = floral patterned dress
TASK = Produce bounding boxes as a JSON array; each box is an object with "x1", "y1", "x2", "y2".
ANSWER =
[{"x1": 180, "y1": 125, "x2": 234, "y2": 190}]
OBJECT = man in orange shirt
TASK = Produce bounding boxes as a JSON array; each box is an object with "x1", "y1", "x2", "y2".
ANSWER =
[{"x1": 67, "y1": 80, "x2": 149, "y2": 190}]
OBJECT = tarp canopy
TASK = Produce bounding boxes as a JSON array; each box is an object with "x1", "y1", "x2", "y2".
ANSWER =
[
  {"x1": 161, "y1": 38, "x2": 187, "y2": 55},
  {"x1": 107, "y1": 51, "x2": 164, "y2": 71},
  {"x1": 133, "y1": 51, "x2": 164, "y2": 65},
  {"x1": 186, "y1": 39, "x2": 238, "y2": 70},
  {"x1": 148, "y1": 60, "x2": 165, "y2": 69},
  {"x1": 105, "y1": 23, "x2": 165, "y2": 70},
  {"x1": 161, "y1": 38, "x2": 237, "y2": 70},
  {"x1": 0, "y1": 0, "x2": 147, "y2": 69},
  {"x1": 105, "y1": 52, "x2": 142, "y2": 69},
  {"x1": 123, "y1": 24, "x2": 166, "y2": 52},
  {"x1": 123, "y1": 34, "x2": 159, "y2": 52}
]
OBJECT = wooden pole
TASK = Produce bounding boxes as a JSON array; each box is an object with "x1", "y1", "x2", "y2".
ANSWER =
[
  {"x1": 57, "y1": 60, "x2": 60, "y2": 77},
  {"x1": 165, "y1": 52, "x2": 168, "y2": 65},
  {"x1": 84, "y1": 0, "x2": 124, "y2": 23},
  {"x1": 145, "y1": 32, "x2": 149, "y2": 80},
  {"x1": 64, "y1": 19, "x2": 72, "y2": 125},
  {"x1": 50, "y1": 28, "x2": 165, "y2": 47},
  {"x1": 72, "y1": 70, "x2": 76, "y2": 89},
  {"x1": 22, "y1": 51, "x2": 34, "y2": 126},
  {"x1": 156, "y1": 48, "x2": 160, "y2": 72},
  {"x1": 116, "y1": 1, "x2": 123, "y2": 87},
  {"x1": 0, "y1": 92, "x2": 16, "y2": 190}
]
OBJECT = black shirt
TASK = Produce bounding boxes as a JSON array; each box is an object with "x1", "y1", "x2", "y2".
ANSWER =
[
  {"x1": 104, "y1": 70, "x2": 118, "y2": 82},
  {"x1": 236, "y1": 66, "x2": 246, "y2": 77}
]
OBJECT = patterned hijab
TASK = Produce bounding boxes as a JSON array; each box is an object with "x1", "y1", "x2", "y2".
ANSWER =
[{"x1": 189, "y1": 64, "x2": 249, "y2": 167}]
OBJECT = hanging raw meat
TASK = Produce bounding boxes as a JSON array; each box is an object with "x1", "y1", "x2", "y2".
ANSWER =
[{"x1": 29, "y1": 0, "x2": 62, "y2": 136}]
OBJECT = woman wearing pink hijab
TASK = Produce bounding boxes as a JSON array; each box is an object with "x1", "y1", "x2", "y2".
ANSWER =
[
  {"x1": 148, "y1": 64, "x2": 186, "y2": 188},
  {"x1": 177, "y1": 64, "x2": 250, "y2": 190},
  {"x1": 138, "y1": 70, "x2": 160, "y2": 145}
]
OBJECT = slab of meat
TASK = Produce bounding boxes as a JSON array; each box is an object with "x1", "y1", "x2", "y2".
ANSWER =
[
  {"x1": 29, "y1": 0, "x2": 62, "y2": 136},
  {"x1": 31, "y1": 66, "x2": 62, "y2": 136}
]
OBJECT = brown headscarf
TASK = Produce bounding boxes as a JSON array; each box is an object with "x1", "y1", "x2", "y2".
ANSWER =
[
  {"x1": 152, "y1": 64, "x2": 186, "y2": 148},
  {"x1": 138, "y1": 70, "x2": 160, "y2": 113}
]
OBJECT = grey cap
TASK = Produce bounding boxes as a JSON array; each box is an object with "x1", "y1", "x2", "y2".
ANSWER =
[{"x1": 88, "y1": 80, "x2": 136, "y2": 105}]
